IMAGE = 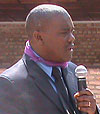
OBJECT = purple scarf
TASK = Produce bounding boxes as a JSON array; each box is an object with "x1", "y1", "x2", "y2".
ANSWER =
[{"x1": 24, "y1": 40, "x2": 68, "y2": 68}]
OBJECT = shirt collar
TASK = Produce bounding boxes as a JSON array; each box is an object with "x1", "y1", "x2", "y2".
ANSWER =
[{"x1": 31, "y1": 46, "x2": 61, "y2": 78}]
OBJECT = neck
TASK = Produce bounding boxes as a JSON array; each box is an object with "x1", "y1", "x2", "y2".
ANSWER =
[{"x1": 24, "y1": 40, "x2": 68, "y2": 68}]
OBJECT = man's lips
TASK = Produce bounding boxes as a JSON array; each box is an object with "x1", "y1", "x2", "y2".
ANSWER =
[
  {"x1": 69, "y1": 43, "x2": 74, "y2": 51},
  {"x1": 70, "y1": 48, "x2": 73, "y2": 52},
  {"x1": 66, "y1": 43, "x2": 74, "y2": 51},
  {"x1": 68, "y1": 46, "x2": 74, "y2": 51},
  {"x1": 67, "y1": 48, "x2": 73, "y2": 53}
]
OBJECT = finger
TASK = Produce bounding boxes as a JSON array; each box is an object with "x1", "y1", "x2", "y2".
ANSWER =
[
  {"x1": 78, "y1": 107, "x2": 96, "y2": 114},
  {"x1": 74, "y1": 92, "x2": 80, "y2": 98},
  {"x1": 74, "y1": 89, "x2": 94, "y2": 99},
  {"x1": 76, "y1": 95, "x2": 95, "y2": 102},
  {"x1": 78, "y1": 89, "x2": 94, "y2": 96},
  {"x1": 77, "y1": 101, "x2": 91, "y2": 107}
]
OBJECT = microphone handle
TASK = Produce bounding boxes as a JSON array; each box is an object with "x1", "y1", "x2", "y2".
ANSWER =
[
  {"x1": 78, "y1": 78, "x2": 87, "y2": 114},
  {"x1": 78, "y1": 78, "x2": 87, "y2": 91}
]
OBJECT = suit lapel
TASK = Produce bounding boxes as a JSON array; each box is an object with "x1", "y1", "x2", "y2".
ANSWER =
[
  {"x1": 62, "y1": 66, "x2": 80, "y2": 114},
  {"x1": 62, "y1": 67, "x2": 78, "y2": 100},
  {"x1": 22, "y1": 54, "x2": 64, "y2": 113},
  {"x1": 35, "y1": 78, "x2": 64, "y2": 113}
]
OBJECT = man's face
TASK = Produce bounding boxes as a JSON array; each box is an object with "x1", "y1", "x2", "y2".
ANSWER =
[{"x1": 41, "y1": 13, "x2": 75, "y2": 63}]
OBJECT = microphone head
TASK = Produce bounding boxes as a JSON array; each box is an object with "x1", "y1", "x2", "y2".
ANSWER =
[{"x1": 75, "y1": 65, "x2": 88, "y2": 78}]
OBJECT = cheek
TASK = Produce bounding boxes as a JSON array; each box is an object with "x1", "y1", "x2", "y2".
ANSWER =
[
  {"x1": 45, "y1": 41, "x2": 57, "y2": 52},
  {"x1": 56, "y1": 41, "x2": 66, "y2": 53}
]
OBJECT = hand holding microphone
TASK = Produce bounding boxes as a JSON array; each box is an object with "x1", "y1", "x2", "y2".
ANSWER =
[
  {"x1": 74, "y1": 65, "x2": 97, "y2": 114},
  {"x1": 75, "y1": 65, "x2": 87, "y2": 91}
]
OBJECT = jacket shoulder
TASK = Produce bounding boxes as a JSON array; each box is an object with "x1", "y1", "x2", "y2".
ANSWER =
[
  {"x1": 0, "y1": 59, "x2": 28, "y2": 82},
  {"x1": 68, "y1": 61, "x2": 77, "y2": 73}
]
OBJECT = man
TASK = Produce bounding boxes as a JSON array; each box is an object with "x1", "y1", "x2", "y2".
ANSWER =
[{"x1": 0, "y1": 4, "x2": 99, "y2": 114}]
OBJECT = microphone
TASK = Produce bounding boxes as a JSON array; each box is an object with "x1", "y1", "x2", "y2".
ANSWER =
[
  {"x1": 75, "y1": 65, "x2": 88, "y2": 91},
  {"x1": 75, "y1": 65, "x2": 88, "y2": 114}
]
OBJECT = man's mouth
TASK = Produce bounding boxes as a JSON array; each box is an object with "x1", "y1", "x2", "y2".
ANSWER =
[
  {"x1": 69, "y1": 43, "x2": 74, "y2": 51},
  {"x1": 68, "y1": 47, "x2": 74, "y2": 51},
  {"x1": 70, "y1": 48, "x2": 73, "y2": 51},
  {"x1": 66, "y1": 43, "x2": 74, "y2": 52}
]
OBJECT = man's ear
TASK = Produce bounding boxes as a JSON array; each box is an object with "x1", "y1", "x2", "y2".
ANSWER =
[{"x1": 33, "y1": 31, "x2": 43, "y2": 43}]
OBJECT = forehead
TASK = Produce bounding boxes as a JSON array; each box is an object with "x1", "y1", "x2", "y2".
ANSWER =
[{"x1": 48, "y1": 13, "x2": 74, "y2": 31}]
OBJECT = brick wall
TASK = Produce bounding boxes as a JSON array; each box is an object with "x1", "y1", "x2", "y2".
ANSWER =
[
  {"x1": 0, "y1": 21, "x2": 100, "y2": 68},
  {"x1": 0, "y1": 22, "x2": 27, "y2": 67},
  {"x1": 87, "y1": 68, "x2": 100, "y2": 106},
  {"x1": 73, "y1": 21, "x2": 100, "y2": 67},
  {"x1": 0, "y1": 21, "x2": 100, "y2": 106}
]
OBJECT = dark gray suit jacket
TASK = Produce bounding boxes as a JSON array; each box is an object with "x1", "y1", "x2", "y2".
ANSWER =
[{"x1": 0, "y1": 54, "x2": 99, "y2": 114}]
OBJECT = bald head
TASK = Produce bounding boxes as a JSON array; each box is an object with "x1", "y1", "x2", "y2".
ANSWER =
[{"x1": 25, "y1": 4, "x2": 71, "y2": 38}]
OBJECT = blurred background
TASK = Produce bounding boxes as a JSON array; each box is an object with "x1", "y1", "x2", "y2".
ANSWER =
[{"x1": 0, "y1": 0, "x2": 100, "y2": 106}]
